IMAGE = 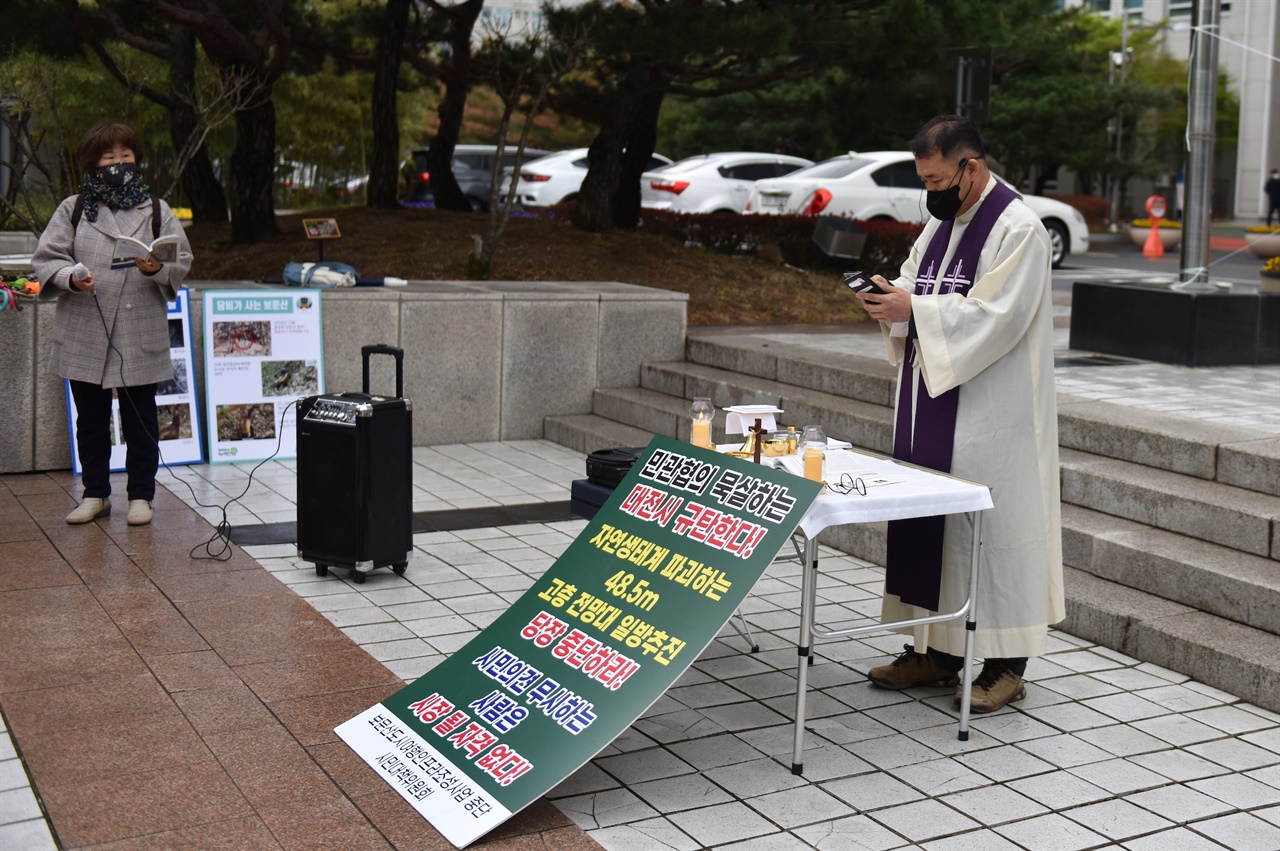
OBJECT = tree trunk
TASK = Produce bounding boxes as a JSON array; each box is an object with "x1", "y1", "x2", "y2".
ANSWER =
[
  {"x1": 228, "y1": 93, "x2": 279, "y2": 243},
  {"x1": 168, "y1": 26, "x2": 228, "y2": 223},
  {"x1": 368, "y1": 0, "x2": 411, "y2": 209},
  {"x1": 612, "y1": 89, "x2": 664, "y2": 230},
  {"x1": 428, "y1": 0, "x2": 483, "y2": 212},
  {"x1": 571, "y1": 97, "x2": 634, "y2": 233}
]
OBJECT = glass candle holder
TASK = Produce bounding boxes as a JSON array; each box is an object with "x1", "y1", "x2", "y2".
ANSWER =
[
  {"x1": 690, "y1": 397, "x2": 714, "y2": 448},
  {"x1": 799, "y1": 424, "x2": 827, "y2": 482}
]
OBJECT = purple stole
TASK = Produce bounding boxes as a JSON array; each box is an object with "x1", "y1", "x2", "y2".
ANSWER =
[{"x1": 884, "y1": 181, "x2": 1018, "y2": 611}]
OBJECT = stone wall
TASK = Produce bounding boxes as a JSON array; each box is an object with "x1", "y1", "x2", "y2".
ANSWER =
[{"x1": 3, "y1": 280, "x2": 687, "y2": 473}]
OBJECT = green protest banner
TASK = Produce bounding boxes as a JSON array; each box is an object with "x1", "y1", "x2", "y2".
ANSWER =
[{"x1": 336, "y1": 435, "x2": 821, "y2": 847}]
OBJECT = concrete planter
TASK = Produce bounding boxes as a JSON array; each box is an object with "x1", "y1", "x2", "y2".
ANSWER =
[
  {"x1": 1262, "y1": 272, "x2": 1280, "y2": 294},
  {"x1": 1128, "y1": 226, "x2": 1182, "y2": 250},
  {"x1": 1245, "y1": 230, "x2": 1280, "y2": 258}
]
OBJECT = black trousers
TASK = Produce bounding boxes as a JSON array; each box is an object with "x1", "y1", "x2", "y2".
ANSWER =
[
  {"x1": 929, "y1": 648, "x2": 1027, "y2": 677},
  {"x1": 69, "y1": 380, "x2": 159, "y2": 501}
]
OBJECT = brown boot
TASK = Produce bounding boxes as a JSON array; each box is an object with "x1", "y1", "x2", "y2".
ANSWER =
[
  {"x1": 868, "y1": 644, "x2": 961, "y2": 690},
  {"x1": 956, "y1": 664, "x2": 1026, "y2": 713}
]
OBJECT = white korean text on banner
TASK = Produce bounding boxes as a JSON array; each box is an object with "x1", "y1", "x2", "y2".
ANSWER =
[
  {"x1": 67, "y1": 287, "x2": 205, "y2": 472},
  {"x1": 335, "y1": 435, "x2": 822, "y2": 848},
  {"x1": 202, "y1": 289, "x2": 324, "y2": 463}
]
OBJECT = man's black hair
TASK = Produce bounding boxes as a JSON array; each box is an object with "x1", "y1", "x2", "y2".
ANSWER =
[{"x1": 910, "y1": 115, "x2": 986, "y2": 162}]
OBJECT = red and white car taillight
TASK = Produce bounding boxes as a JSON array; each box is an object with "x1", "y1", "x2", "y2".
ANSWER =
[{"x1": 649, "y1": 179, "x2": 690, "y2": 195}]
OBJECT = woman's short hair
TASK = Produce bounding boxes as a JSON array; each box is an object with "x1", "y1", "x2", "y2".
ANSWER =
[{"x1": 76, "y1": 123, "x2": 144, "y2": 175}]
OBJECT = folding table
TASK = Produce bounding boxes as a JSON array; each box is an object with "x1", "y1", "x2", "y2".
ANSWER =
[{"x1": 776, "y1": 449, "x2": 993, "y2": 775}]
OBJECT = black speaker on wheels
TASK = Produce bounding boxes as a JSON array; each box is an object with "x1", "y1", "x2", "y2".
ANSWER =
[{"x1": 297, "y1": 344, "x2": 412, "y2": 583}]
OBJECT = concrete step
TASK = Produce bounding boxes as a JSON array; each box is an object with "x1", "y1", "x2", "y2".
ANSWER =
[
  {"x1": 1060, "y1": 447, "x2": 1280, "y2": 560},
  {"x1": 685, "y1": 334, "x2": 896, "y2": 407},
  {"x1": 591, "y1": 386, "x2": 688, "y2": 440},
  {"x1": 686, "y1": 335, "x2": 1279, "y2": 492},
  {"x1": 1063, "y1": 504, "x2": 1280, "y2": 634},
  {"x1": 1058, "y1": 398, "x2": 1280, "y2": 494},
  {"x1": 1063, "y1": 566, "x2": 1280, "y2": 715},
  {"x1": 639, "y1": 360, "x2": 895, "y2": 454},
  {"x1": 543, "y1": 414, "x2": 654, "y2": 457}
]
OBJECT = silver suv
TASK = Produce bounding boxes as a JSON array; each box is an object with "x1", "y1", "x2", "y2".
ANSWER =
[{"x1": 403, "y1": 144, "x2": 552, "y2": 211}]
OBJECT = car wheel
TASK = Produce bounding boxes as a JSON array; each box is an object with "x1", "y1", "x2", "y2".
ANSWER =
[
  {"x1": 467, "y1": 196, "x2": 486, "y2": 212},
  {"x1": 1043, "y1": 219, "x2": 1068, "y2": 268}
]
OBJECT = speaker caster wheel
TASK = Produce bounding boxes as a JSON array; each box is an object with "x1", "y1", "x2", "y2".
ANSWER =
[
  {"x1": 392, "y1": 563, "x2": 407, "y2": 576},
  {"x1": 351, "y1": 570, "x2": 366, "y2": 584},
  {"x1": 315, "y1": 564, "x2": 329, "y2": 577}
]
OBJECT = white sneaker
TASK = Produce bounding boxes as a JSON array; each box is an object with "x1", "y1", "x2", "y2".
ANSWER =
[
  {"x1": 127, "y1": 500, "x2": 154, "y2": 526},
  {"x1": 66, "y1": 497, "x2": 111, "y2": 525}
]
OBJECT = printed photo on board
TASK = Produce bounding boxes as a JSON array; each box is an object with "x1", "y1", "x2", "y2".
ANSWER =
[
  {"x1": 168, "y1": 317, "x2": 185, "y2": 349},
  {"x1": 216, "y1": 403, "x2": 276, "y2": 442},
  {"x1": 261, "y1": 360, "x2": 319, "y2": 397},
  {"x1": 157, "y1": 404, "x2": 192, "y2": 441},
  {"x1": 211, "y1": 321, "x2": 272, "y2": 357},
  {"x1": 157, "y1": 357, "x2": 189, "y2": 397}
]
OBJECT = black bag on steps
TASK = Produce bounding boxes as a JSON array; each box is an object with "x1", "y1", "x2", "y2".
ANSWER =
[{"x1": 585, "y1": 447, "x2": 646, "y2": 487}]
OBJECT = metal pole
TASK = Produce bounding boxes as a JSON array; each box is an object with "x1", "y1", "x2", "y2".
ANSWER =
[
  {"x1": 1109, "y1": 16, "x2": 1130, "y2": 231},
  {"x1": 1173, "y1": 0, "x2": 1221, "y2": 292}
]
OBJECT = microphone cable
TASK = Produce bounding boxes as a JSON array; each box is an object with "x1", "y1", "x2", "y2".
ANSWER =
[{"x1": 86, "y1": 277, "x2": 300, "y2": 561}]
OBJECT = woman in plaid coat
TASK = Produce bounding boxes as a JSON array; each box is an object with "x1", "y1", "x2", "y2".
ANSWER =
[{"x1": 33, "y1": 123, "x2": 193, "y2": 526}]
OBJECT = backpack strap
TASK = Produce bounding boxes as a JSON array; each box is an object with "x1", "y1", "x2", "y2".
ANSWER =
[{"x1": 69, "y1": 195, "x2": 161, "y2": 238}]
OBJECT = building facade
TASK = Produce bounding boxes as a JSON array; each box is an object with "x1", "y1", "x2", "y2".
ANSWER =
[{"x1": 1067, "y1": 0, "x2": 1279, "y2": 221}]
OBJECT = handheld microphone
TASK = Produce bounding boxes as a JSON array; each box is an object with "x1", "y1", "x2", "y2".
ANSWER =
[{"x1": 70, "y1": 263, "x2": 92, "y2": 294}]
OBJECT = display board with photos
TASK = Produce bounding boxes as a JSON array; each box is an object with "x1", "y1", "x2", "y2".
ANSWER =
[
  {"x1": 67, "y1": 287, "x2": 205, "y2": 472},
  {"x1": 202, "y1": 289, "x2": 324, "y2": 463}
]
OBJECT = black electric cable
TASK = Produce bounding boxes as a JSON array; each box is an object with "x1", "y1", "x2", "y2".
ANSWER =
[{"x1": 87, "y1": 282, "x2": 299, "y2": 560}]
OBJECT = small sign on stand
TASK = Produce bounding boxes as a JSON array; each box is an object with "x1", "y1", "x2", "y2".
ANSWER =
[{"x1": 302, "y1": 217, "x2": 341, "y2": 262}]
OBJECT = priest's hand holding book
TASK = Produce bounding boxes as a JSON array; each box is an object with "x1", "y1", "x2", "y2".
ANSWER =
[{"x1": 853, "y1": 275, "x2": 912, "y2": 323}]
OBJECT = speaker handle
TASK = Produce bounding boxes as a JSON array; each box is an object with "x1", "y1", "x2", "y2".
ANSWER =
[{"x1": 362, "y1": 344, "x2": 404, "y2": 398}]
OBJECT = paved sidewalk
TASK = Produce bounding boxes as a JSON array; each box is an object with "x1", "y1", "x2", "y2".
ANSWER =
[{"x1": 3, "y1": 319, "x2": 1278, "y2": 849}]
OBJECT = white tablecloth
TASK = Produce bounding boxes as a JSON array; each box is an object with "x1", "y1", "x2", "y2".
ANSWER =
[{"x1": 775, "y1": 449, "x2": 992, "y2": 536}]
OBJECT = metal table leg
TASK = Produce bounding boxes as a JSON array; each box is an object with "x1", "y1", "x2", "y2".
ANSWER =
[
  {"x1": 957, "y1": 509, "x2": 983, "y2": 740},
  {"x1": 789, "y1": 510, "x2": 987, "y2": 773},
  {"x1": 790, "y1": 533, "x2": 818, "y2": 775}
]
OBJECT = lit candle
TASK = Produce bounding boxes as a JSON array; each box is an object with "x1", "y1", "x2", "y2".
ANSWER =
[{"x1": 691, "y1": 419, "x2": 711, "y2": 448}]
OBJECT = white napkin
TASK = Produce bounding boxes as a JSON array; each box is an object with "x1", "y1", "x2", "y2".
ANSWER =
[{"x1": 723, "y1": 404, "x2": 783, "y2": 435}]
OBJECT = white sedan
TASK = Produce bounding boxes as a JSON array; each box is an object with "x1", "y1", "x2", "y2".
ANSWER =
[
  {"x1": 504, "y1": 147, "x2": 673, "y2": 208},
  {"x1": 639, "y1": 152, "x2": 814, "y2": 214},
  {"x1": 745, "y1": 150, "x2": 1089, "y2": 267}
]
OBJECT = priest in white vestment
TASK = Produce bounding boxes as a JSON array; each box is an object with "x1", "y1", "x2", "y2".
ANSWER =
[{"x1": 855, "y1": 115, "x2": 1064, "y2": 713}]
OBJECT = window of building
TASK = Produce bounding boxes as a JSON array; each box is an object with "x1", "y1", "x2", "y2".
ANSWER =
[{"x1": 1169, "y1": 1, "x2": 1231, "y2": 17}]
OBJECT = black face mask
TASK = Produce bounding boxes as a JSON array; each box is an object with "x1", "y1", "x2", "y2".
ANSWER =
[
  {"x1": 96, "y1": 161, "x2": 138, "y2": 187},
  {"x1": 925, "y1": 159, "x2": 971, "y2": 221}
]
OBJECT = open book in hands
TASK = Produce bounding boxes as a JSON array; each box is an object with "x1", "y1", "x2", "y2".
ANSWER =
[{"x1": 110, "y1": 233, "x2": 180, "y2": 269}]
